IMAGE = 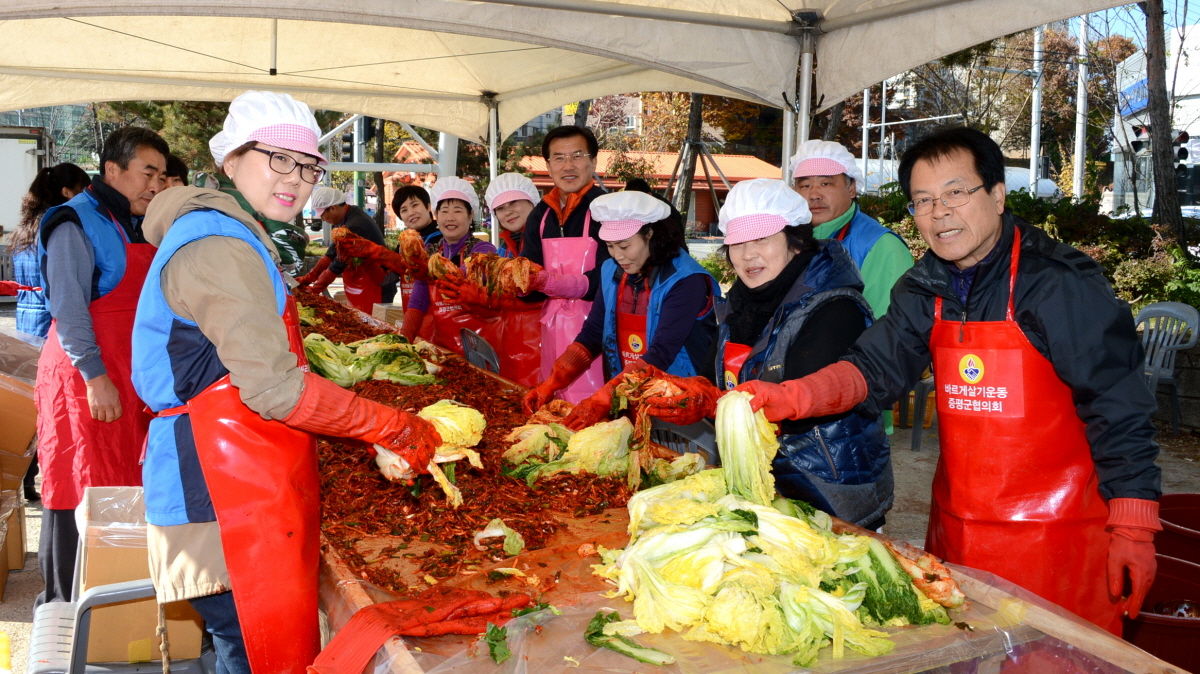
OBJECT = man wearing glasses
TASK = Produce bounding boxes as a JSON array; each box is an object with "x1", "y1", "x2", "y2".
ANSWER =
[
  {"x1": 35, "y1": 126, "x2": 169, "y2": 604},
  {"x1": 519, "y1": 125, "x2": 610, "y2": 403},
  {"x1": 732, "y1": 127, "x2": 1160, "y2": 636}
]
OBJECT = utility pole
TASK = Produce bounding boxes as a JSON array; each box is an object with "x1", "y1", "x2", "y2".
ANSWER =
[
  {"x1": 438, "y1": 132, "x2": 458, "y2": 178},
  {"x1": 374, "y1": 118, "x2": 386, "y2": 228},
  {"x1": 879, "y1": 79, "x2": 887, "y2": 183},
  {"x1": 1073, "y1": 15, "x2": 1090, "y2": 201},
  {"x1": 862, "y1": 88, "x2": 870, "y2": 190},
  {"x1": 1144, "y1": 0, "x2": 1186, "y2": 243},
  {"x1": 1030, "y1": 26, "x2": 1044, "y2": 195}
]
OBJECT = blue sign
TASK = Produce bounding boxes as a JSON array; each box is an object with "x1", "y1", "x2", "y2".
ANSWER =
[{"x1": 1121, "y1": 78, "x2": 1149, "y2": 117}]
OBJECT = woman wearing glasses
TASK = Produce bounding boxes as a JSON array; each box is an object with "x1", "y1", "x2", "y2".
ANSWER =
[
  {"x1": 641, "y1": 178, "x2": 895, "y2": 531},
  {"x1": 131, "y1": 91, "x2": 443, "y2": 674}
]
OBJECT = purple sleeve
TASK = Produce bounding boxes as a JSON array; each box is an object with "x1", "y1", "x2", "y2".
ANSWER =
[
  {"x1": 409, "y1": 279, "x2": 431, "y2": 313},
  {"x1": 469, "y1": 240, "x2": 498, "y2": 257},
  {"x1": 643, "y1": 274, "x2": 713, "y2": 370},
  {"x1": 572, "y1": 286, "x2": 606, "y2": 356}
]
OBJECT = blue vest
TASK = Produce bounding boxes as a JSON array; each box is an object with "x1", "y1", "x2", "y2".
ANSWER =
[
  {"x1": 13, "y1": 248, "x2": 49, "y2": 338},
  {"x1": 39, "y1": 189, "x2": 130, "y2": 300},
  {"x1": 715, "y1": 240, "x2": 892, "y2": 528},
  {"x1": 599, "y1": 250, "x2": 719, "y2": 379},
  {"x1": 132, "y1": 210, "x2": 287, "y2": 526},
  {"x1": 830, "y1": 207, "x2": 906, "y2": 270}
]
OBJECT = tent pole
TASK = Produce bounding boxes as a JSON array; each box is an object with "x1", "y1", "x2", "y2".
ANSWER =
[
  {"x1": 782, "y1": 108, "x2": 795, "y2": 181},
  {"x1": 796, "y1": 31, "x2": 815, "y2": 144},
  {"x1": 270, "y1": 19, "x2": 278, "y2": 76},
  {"x1": 1072, "y1": 14, "x2": 1089, "y2": 201},
  {"x1": 488, "y1": 103, "x2": 500, "y2": 244},
  {"x1": 862, "y1": 88, "x2": 870, "y2": 192},
  {"x1": 1030, "y1": 25, "x2": 1044, "y2": 194}
]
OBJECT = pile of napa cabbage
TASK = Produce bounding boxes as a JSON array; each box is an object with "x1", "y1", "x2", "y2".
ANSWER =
[
  {"x1": 590, "y1": 392, "x2": 950, "y2": 667},
  {"x1": 304, "y1": 333, "x2": 439, "y2": 387}
]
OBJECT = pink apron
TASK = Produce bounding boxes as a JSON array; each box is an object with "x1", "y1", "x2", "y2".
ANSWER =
[{"x1": 539, "y1": 209, "x2": 605, "y2": 403}]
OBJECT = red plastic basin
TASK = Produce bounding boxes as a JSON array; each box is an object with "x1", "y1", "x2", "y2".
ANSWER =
[
  {"x1": 1158, "y1": 493, "x2": 1200, "y2": 565},
  {"x1": 1124, "y1": 554, "x2": 1200, "y2": 672}
]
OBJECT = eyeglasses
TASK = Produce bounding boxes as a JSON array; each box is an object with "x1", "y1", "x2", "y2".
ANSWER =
[
  {"x1": 548, "y1": 152, "x2": 593, "y2": 166},
  {"x1": 907, "y1": 184, "x2": 986, "y2": 216},
  {"x1": 250, "y1": 147, "x2": 326, "y2": 184}
]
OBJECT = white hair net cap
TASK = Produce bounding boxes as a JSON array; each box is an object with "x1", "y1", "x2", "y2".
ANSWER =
[
  {"x1": 430, "y1": 176, "x2": 480, "y2": 213},
  {"x1": 310, "y1": 186, "x2": 346, "y2": 215},
  {"x1": 718, "y1": 178, "x2": 812, "y2": 245},
  {"x1": 485, "y1": 173, "x2": 541, "y2": 211},
  {"x1": 788, "y1": 139, "x2": 864, "y2": 189},
  {"x1": 210, "y1": 91, "x2": 327, "y2": 168},
  {"x1": 590, "y1": 191, "x2": 671, "y2": 241}
]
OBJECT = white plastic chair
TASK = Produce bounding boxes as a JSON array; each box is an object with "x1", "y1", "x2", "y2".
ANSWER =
[{"x1": 1135, "y1": 301, "x2": 1199, "y2": 435}]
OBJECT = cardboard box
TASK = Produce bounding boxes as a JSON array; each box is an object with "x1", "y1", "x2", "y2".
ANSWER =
[
  {"x1": 371, "y1": 303, "x2": 406, "y2": 326},
  {"x1": 3, "y1": 491, "x2": 23, "y2": 571},
  {"x1": 0, "y1": 375, "x2": 36, "y2": 492},
  {"x1": 79, "y1": 487, "x2": 204, "y2": 663}
]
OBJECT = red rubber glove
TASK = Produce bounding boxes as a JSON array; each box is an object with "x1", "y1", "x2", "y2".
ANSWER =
[
  {"x1": 732, "y1": 360, "x2": 868, "y2": 422},
  {"x1": 641, "y1": 376, "x2": 722, "y2": 426},
  {"x1": 1106, "y1": 497, "x2": 1162, "y2": 616},
  {"x1": 283, "y1": 373, "x2": 442, "y2": 472},
  {"x1": 523, "y1": 342, "x2": 595, "y2": 415},
  {"x1": 398, "y1": 308, "x2": 425, "y2": 341},
  {"x1": 561, "y1": 359, "x2": 656, "y2": 431},
  {"x1": 296, "y1": 255, "x2": 332, "y2": 288},
  {"x1": 0, "y1": 281, "x2": 38, "y2": 296},
  {"x1": 438, "y1": 277, "x2": 499, "y2": 317},
  {"x1": 308, "y1": 269, "x2": 339, "y2": 294}
]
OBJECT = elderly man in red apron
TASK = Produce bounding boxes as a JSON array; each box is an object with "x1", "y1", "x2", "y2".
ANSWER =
[
  {"x1": 732, "y1": 127, "x2": 1161, "y2": 637},
  {"x1": 517, "y1": 126, "x2": 609, "y2": 404},
  {"x1": 33, "y1": 126, "x2": 170, "y2": 606}
]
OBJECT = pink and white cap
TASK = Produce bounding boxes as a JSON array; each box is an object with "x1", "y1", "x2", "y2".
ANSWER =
[
  {"x1": 590, "y1": 191, "x2": 671, "y2": 241},
  {"x1": 485, "y1": 173, "x2": 540, "y2": 211},
  {"x1": 718, "y1": 179, "x2": 811, "y2": 245},
  {"x1": 429, "y1": 176, "x2": 480, "y2": 213},
  {"x1": 788, "y1": 139, "x2": 864, "y2": 189},
  {"x1": 210, "y1": 91, "x2": 327, "y2": 167}
]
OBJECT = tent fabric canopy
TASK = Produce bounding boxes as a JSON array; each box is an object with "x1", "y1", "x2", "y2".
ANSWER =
[{"x1": 2, "y1": 0, "x2": 1128, "y2": 143}]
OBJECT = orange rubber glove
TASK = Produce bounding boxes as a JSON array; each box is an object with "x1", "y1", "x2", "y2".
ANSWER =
[
  {"x1": 399, "y1": 308, "x2": 425, "y2": 342},
  {"x1": 641, "y1": 376, "x2": 722, "y2": 426},
  {"x1": 732, "y1": 360, "x2": 868, "y2": 423},
  {"x1": 1106, "y1": 497, "x2": 1162, "y2": 616},
  {"x1": 561, "y1": 359, "x2": 656, "y2": 431},
  {"x1": 308, "y1": 269, "x2": 339, "y2": 294},
  {"x1": 438, "y1": 277, "x2": 499, "y2": 317},
  {"x1": 283, "y1": 373, "x2": 442, "y2": 472},
  {"x1": 523, "y1": 342, "x2": 595, "y2": 415},
  {"x1": 295, "y1": 255, "x2": 332, "y2": 288}
]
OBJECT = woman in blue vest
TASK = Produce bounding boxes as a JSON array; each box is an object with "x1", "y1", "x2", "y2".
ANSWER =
[
  {"x1": 644, "y1": 179, "x2": 894, "y2": 530},
  {"x1": 524, "y1": 190, "x2": 719, "y2": 430},
  {"x1": 131, "y1": 91, "x2": 441, "y2": 674}
]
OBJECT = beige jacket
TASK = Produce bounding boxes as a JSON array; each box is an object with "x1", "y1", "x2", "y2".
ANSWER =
[{"x1": 142, "y1": 187, "x2": 310, "y2": 602}]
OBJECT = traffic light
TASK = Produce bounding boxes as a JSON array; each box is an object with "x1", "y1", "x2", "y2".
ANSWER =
[
  {"x1": 362, "y1": 117, "x2": 377, "y2": 144},
  {"x1": 1174, "y1": 130, "x2": 1190, "y2": 162},
  {"x1": 341, "y1": 132, "x2": 354, "y2": 158},
  {"x1": 1131, "y1": 125, "x2": 1151, "y2": 153}
]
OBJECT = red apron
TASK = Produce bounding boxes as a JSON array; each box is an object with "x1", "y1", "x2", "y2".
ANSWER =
[
  {"x1": 162, "y1": 290, "x2": 319, "y2": 674},
  {"x1": 721, "y1": 342, "x2": 753, "y2": 390},
  {"x1": 478, "y1": 305, "x2": 543, "y2": 387},
  {"x1": 539, "y1": 209, "x2": 605, "y2": 403},
  {"x1": 400, "y1": 273, "x2": 434, "y2": 342},
  {"x1": 927, "y1": 230, "x2": 1120, "y2": 634},
  {"x1": 429, "y1": 238, "x2": 494, "y2": 355},
  {"x1": 35, "y1": 214, "x2": 154, "y2": 510},
  {"x1": 615, "y1": 274, "x2": 649, "y2": 369},
  {"x1": 338, "y1": 213, "x2": 386, "y2": 314}
]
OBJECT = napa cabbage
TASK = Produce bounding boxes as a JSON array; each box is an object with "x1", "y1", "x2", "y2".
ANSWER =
[{"x1": 715, "y1": 391, "x2": 778, "y2": 506}]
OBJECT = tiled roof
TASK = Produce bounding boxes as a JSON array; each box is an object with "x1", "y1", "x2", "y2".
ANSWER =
[{"x1": 520, "y1": 149, "x2": 779, "y2": 181}]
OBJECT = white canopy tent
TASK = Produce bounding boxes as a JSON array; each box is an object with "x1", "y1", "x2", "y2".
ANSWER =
[{"x1": 2, "y1": 0, "x2": 1134, "y2": 147}]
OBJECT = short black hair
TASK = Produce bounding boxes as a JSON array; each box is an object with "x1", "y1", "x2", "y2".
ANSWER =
[
  {"x1": 392, "y1": 185, "x2": 431, "y2": 218},
  {"x1": 898, "y1": 126, "x2": 1005, "y2": 200},
  {"x1": 542, "y1": 125, "x2": 599, "y2": 161},
  {"x1": 624, "y1": 178, "x2": 654, "y2": 194},
  {"x1": 165, "y1": 154, "x2": 190, "y2": 185},
  {"x1": 638, "y1": 201, "x2": 687, "y2": 268},
  {"x1": 99, "y1": 126, "x2": 170, "y2": 173},
  {"x1": 437, "y1": 197, "x2": 474, "y2": 217}
]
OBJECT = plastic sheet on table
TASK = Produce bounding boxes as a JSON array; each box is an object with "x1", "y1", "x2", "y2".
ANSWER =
[{"x1": 0, "y1": 327, "x2": 41, "y2": 383}]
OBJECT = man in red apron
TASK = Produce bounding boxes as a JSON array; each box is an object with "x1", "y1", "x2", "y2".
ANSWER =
[
  {"x1": 33, "y1": 127, "x2": 170, "y2": 605},
  {"x1": 517, "y1": 126, "x2": 609, "y2": 403},
  {"x1": 296, "y1": 186, "x2": 395, "y2": 312},
  {"x1": 734, "y1": 127, "x2": 1161, "y2": 636}
]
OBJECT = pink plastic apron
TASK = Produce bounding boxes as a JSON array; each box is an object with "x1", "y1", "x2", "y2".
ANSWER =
[{"x1": 538, "y1": 208, "x2": 605, "y2": 403}]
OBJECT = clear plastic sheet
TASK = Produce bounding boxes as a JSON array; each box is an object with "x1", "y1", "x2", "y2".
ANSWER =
[
  {"x1": 0, "y1": 328, "x2": 41, "y2": 383},
  {"x1": 75, "y1": 486, "x2": 148, "y2": 549},
  {"x1": 325, "y1": 549, "x2": 1154, "y2": 674}
]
